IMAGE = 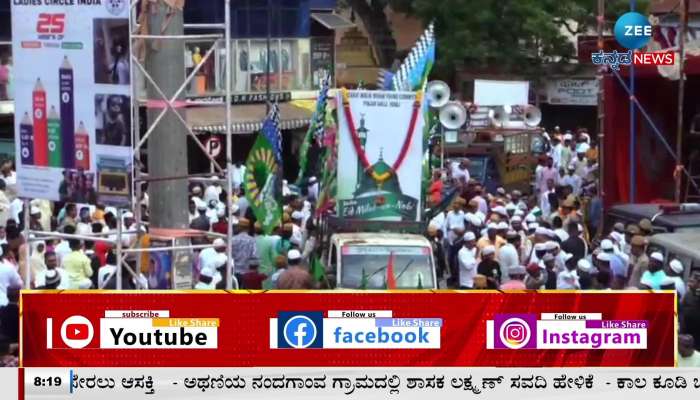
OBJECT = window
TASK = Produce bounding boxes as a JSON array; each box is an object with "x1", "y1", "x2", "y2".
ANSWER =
[
  {"x1": 504, "y1": 133, "x2": 529, "y2": 154},
  {"x1": 185, "y1": 40, "x2": 220, "y2": 96},
  {"x1": 230, "y1": 0, "x2": 309, "y2": 39}
]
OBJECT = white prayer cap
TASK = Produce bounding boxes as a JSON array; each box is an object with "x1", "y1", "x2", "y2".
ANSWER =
[
  {"x1": 577, "y1": 259, "x2": 592, "y2": 272},
  {"x1": 463, "y1": 231, "x2": 476, "y2": 241},
  {"x1": 482, "y1": 245, "x2": 496, "y2": 256},
  {"x1": 670, "y1": 259, "x2": 684, "y2": 274},
  {"x1": 650, "y1": 252, "x2": 664, "y2": 263}
]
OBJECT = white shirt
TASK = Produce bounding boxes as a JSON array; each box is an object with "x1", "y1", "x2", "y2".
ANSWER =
[
  {"x1": 474, "y1": 196, "x2": 488, "y2": 216},
  {"x1": 0, "y1": 259, "x2": 22, "y2": 307},
  {"x1": 54, "y1": 241, "x2": 72, "y2": 265},
  {"x1": 9, "y1": 198, "x2": 22, "y2": 224},
  {"x1": 678, "y1": 351, "x2": 700, "y2": 367},
  {"x1": 98, "y1": 265, "x2": 116, "y2": 289},
  {"x1": 232, "y1": 165, "x2": 246, "y2": 190},
  {"x1": 271, "y1": 268, "x2": 286, "y2": 288},
  {"x1": 561, "y1": 174, "x2": 582, "y2": 196},
  {"x1": 550, "y1": 144, "x2": 563, "y2": 169},
  {"x1": 540, "y1": 190, "x2": 555, "y2": 218},
  {"x1": 290, "y1": 224, "x2": 303, "y2": 247},
  {"x1": 451, "y1": 163, "x2": 469, "y2": 184},
  {"x1": 429, "y1": 212, "x2": 446, "y2": 232},
  {"x1": 204, "y1": 185, "x2": 222, "y2": 204},
  {"x1": 557, "y1": 269, "x2": 580, "y2": 289},
  {"x1": 554, "y1": 228, "x2": 569, "y2": 242},
  {"x1": 445, "y1": 210, "x2": 466, "y2": 232},
  {"x1": 497, "y1": 243, "x2": 520, "y2": 284},
  {"x1": 458, "y1": 246, "x2": 478, "y2": 288},
  {"x1": 35, "y1": 268, "x2": 68, "y2": 289},
  {"x1": 669, "y1": 276, "x2": 687, "y2": 299},
  {"x1": 1, "y1": 171, "x2": 17, "y2": 187}
]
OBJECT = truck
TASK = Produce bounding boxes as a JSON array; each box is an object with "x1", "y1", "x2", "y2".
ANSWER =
[
  {"x1": 444, "y1": 127, "x2": 547, "y2": 194},
  {"x1": 320, "y1": 216, "x2": 438, "y2": 290}
]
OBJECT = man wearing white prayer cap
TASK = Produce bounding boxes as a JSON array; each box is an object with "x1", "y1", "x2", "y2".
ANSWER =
[
  {"x1": 667, "y1": 259, "x2": 687, "y2": 298},
  {"x1": 458, "y1": 232, "x2": 478, "y2": 289},
  {"x1": 477, "y1": 222, "x2": 505, "y2": 256},
  {"x1": 639, "y1": 252, "x2": 668, "y2": 290}
]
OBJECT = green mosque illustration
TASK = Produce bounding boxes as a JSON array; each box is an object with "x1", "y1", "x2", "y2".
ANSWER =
[
  {"x1": 344, "y1": 113, "x2": 418, "y2": 221},
  {"x1": 353, "y1": 114, "x2": 403, "y2": 197}
]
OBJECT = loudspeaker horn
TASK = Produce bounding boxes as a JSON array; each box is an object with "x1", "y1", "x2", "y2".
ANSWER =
[
  {"x1": 439, "y1": 101, "x2": 467, "y2": 130},
  {"x1": 426, "y1": 80, "x2": 451, "y2": 108},
  {"x1": 488, "y1": 106, "x2": 510, "y2": 128},
  {"x1": 523, "y1": 105, "x2": 542, "y2": 127}
]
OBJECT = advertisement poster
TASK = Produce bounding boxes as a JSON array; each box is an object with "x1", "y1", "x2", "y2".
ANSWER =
[
  {"x1": 11, "y1": 1, "x2": 132, "y2": 205},
  {"x1": 336, "y1": 90, "x2": 424, "y2": 221},
  {"x1": 311, "y1": 36, "x2": 334, "y2": 89},
  {"x1": 546, "y1": 79, "x2": 598, "y2": 106}
]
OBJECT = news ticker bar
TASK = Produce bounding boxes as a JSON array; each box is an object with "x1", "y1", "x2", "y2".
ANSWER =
[
  {"x1": 20, "y1": 368, "x2": 700, "y2": 400},
  {"x1": 21, "y1": 291, "x2": 676, "y2": 367}
]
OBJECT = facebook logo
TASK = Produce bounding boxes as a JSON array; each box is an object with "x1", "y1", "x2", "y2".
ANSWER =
[{"x1": 277, "y1": 312, "x2": 323, "y2": 349}]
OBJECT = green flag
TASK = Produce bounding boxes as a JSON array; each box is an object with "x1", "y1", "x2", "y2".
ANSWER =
[
  {"x1": 310, "y1": 254, "x2": 326, "y2": 283},
  {"x1": 359, "y1": 267, "x2": 368, "y2": 290},
  {"x1": 244, "y1": 133, "x2": 282, "y2": 235}
]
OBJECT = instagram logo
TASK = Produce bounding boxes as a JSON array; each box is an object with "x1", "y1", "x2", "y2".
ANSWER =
[
  {"x1": 499, "y1": 318, "x2": 531, "y2": 349},
  {"x1": 491, "y1": 314, "x2": 536, "y2": 350}
]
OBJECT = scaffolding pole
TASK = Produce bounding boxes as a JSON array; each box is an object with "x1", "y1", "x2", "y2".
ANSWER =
[
  {"x1": 676, "y1": 0, "x2": 689, "y2": 202},
  {"x1": 597, "y1": 0, "x2": 606, "y2": 237},
  {"x1": 629, "y1": 0, "x2": 637, "y2": 203},
  {"x1": 225, "y1": 0, "x2": 238, "y2": 290},
  {"x1": 126, "y1": 0, "x2": 236, "y2": 290}
]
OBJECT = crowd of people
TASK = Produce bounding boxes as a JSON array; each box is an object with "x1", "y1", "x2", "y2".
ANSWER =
[
  {"x1": 0, "y1": 126, "x2": 699, "y2": 365},
  {"x1": 427, "y1": 127, "x2": 700, "y2": 365}
]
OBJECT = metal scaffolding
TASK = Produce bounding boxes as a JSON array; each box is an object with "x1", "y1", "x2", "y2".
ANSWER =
[{"x1": 22, "y1": 0, "x2": 238, "y2": 290}]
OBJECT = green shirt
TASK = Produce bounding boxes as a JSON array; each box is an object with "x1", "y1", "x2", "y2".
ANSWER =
[{"x1": 256, "y1": 235, "x2": 280, "y2": 289}]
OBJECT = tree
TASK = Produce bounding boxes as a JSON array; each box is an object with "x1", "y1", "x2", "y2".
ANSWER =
[{"x1": 341, "y1": 0, "x2": 648, "y2": 78}]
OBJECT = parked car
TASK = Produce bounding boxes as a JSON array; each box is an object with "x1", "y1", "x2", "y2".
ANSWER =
[
  {"x1": 606, "y1": 203, "x2": 700, "y2": 233},
  {"x1": 648, "y1": 232, "x2": 700, "y2": 282}
]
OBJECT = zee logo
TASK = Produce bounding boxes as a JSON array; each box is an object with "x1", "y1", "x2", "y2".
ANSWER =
[
  {"x1": 614, "y1": 12, "x2": 652, "y2": 49},
  {"x1": 46, "y1": 315, "x2": 94, "y2": 349},
  {"x1": 277, "y1": 312, "x2": 323, "y2": 349}
]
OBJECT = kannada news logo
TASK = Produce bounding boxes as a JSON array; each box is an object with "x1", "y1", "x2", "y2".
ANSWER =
[
  {"x1": 592, "y1": 11, "x2": 676, "y2": 70},
  {"x1": 271, "y1": 310, "x2": 442, "y2": 350},
  {"x1": 46, "y1": 310, "x2": 219, "y2": 350},
  {"x1": 486, "y1": 313, "x2": 648, "y2": 350}
]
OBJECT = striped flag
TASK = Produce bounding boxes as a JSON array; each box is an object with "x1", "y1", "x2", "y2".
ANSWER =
[
  {"x1": 261, "y1": 103, "x2": 282, "y2": 163},
  {"x1": 296, "y1": 74, "x2": 330, "y2": 184}
]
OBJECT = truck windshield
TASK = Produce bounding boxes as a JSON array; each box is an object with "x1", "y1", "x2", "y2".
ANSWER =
[
  {"x1": 340, "y1": 246, "x2": 434, "y2": 289},
  {"x1": 466, "y1": 157, "x2": 486, "y2": 182}
]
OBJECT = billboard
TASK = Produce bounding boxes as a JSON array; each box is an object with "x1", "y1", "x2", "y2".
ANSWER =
[
  {"x1": 11, "y1": 1, "x2": 132, "y2": 205},
  {"x1": 336, "y1": 90, "x2": 424, "y2": 221}
]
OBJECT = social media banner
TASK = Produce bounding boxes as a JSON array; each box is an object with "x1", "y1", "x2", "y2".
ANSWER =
[{"x1": 21, "y1": 291, "x2": 676, "y2": 367}]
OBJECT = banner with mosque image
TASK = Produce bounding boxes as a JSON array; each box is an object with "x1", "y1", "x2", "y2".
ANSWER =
[{"x1": 336, "y1": 90, "x2": 424, "y2": 221}]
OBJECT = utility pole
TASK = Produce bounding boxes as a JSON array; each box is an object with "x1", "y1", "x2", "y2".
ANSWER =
[
  {"x1": 266, "y1": 0, "x2": 272, "y2": 111},
  {"x1": 596, "y1": 0, "x2": 605, "y2": 238},
  {"x1": 145, "y1": 0, "x2": 189, "y2": 230},
  {"x1": 675, "y1": 0, "x2": 689, "y2": 202}
]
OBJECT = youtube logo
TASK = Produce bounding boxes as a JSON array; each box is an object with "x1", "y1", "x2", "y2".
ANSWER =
[
  {"x1": 65, "y1": 323, "x2": 90, "y2": 341},
  {"x1": 46, "y1": 315, "x2": 94, "y2": 349}
]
